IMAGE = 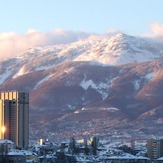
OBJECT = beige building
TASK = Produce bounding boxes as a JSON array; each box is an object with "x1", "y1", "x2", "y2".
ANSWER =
[{"x1": 0, "y1": 91, "x2": 29, "y2": 149}]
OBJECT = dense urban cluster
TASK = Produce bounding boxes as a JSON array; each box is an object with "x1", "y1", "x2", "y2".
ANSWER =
[
  {"x1": 0, "y1": 91, "x2": 163, "y2": 163},
  {"x1": 1, "y1": 136, "x2": 163, "y2": 163}
]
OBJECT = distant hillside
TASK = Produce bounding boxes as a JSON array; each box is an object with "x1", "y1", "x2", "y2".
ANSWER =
[{"x1": 0, "y1": 33, "x2": 163, "y2": 140}]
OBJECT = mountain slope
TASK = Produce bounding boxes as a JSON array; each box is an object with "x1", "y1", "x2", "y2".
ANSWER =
[
  {"x1": 1, "y1": 58, "x2": 163, "y2": 139},
  {"x1": 1, "y1": 33, "x2": 163, "y2": 82},
  {"x1": 0, "y1": 33, "x2": 163, "y2": 140}
]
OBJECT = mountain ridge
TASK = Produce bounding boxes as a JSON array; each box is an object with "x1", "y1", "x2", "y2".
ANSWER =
[{"x1": 0, "y1": 33, "x2": 163, "y2": 140}]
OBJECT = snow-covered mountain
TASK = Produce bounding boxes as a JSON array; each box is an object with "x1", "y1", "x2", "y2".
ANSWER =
[
  {"x1": 0, "y1": 33, "x2": 163, "y2": 140},
  {"x1": 1, "y1": 33, "x2": 163, "y2": 81}
]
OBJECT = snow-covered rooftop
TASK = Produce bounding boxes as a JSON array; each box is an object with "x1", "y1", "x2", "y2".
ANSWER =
[
  {"x1": 0, "y1": 139, "x2": 14, "y2": 144},
  {"x1": 7, "y1": 150, "x2": 36, "y2": 156},
  {"x1": 107, "y1": 154, "x2": 150, "y2": 160}
]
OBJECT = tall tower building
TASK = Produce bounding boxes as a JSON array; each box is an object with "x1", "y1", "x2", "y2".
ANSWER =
[
  {"x1": 0, "y1": 91, "x2": 29, "y2": 149},
  {"x1": 147, "y1": 138, "x2": 163, "y2": 160}
]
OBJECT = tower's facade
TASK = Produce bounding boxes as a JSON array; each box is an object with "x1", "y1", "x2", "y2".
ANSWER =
[
  {"x1": 147, "y1": 138, "x2": 163, "y2": 160},
  {"x1": 0, "y1": 91, "x2": 29, "y2": 149}
]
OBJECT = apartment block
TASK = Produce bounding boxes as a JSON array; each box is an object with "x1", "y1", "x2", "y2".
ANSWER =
[
  {"x1": 147, "y1": 138, "x2": 163, "y2": 160},
  {"x1": 0, "y1": 91, "x2": 29, "y2": 149}
]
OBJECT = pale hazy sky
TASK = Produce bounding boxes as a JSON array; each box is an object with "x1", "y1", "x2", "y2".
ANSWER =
[
  {"x1": 1, "y1": 0, "x2": 163, "y2": 34},
  {"x1": 0, "y1": 0, "x2": 163, "y2": 58}
]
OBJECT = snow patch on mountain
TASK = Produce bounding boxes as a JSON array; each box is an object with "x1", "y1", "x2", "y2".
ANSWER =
[
  {"x1": 138, "y1": 109, "x2": 157, "y2": 119},
  {"x1": 35, "y1": 65, "x2": 53, "y2": 71},
  {"x1": 64, "y1": 67, "x2": 75, "y2": 74},
  {"x1": 132, "y1": 72, "x2": 154, "y2": 90},
  {"x1": 145, "y1": 72, "x2": 153, "y2": 81},
  {"x1": 101, "y1": 107, "x2": 119, "y2": 111},
  {"x1": 34, "y1": 74, "x2": 53, "y2": 89},
  {"x1": 74, "y1": 111, "x2": 79, "y2": 114},
  {"x1": 133, "y1": 80, "x2": 141, "y2": 90},
  {"x1": 13, "y1": 66, "x2": 27, "y2": 79},
  {"x1": 80, "y1": 76, "x2": 114, "y2": 100},
  {"x1": 80, "y1": 79, "x2": 95, "y2": 90},
  {"x1": 0, "y1": 68, "x2": 12, "y2": 84},
  {"x1": 67, "y1": 104, "x2": 74, "y2": 110}
]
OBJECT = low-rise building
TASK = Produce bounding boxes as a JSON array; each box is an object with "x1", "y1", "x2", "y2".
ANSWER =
[
  {"x1": 157, "y1": 157, "x2": 163, "y2": 163},
  {"x1": 101, "y1": 155, "x2": 150, "y2": 163}
]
